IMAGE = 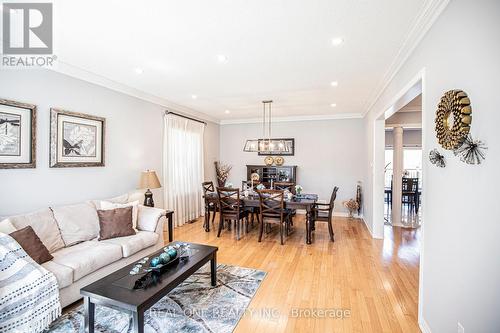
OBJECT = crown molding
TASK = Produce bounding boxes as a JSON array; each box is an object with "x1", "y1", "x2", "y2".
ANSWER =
[
  {"x1": 219, "y1": 113, "x2": 363, "y2": 125},
  {"x1": 362, "y1": 0, "x2": 450, "y2": 117},
  {"x1": 50, "y1": 61, "x2": 220, "y2": 124}
]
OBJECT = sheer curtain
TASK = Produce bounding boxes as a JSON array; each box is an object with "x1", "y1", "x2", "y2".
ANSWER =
[{"x1": 163, "y1": 114, "x2": 205, "y2": 227}]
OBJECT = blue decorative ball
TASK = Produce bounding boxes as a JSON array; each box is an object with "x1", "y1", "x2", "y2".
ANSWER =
[
  {"x1": 150, "y1": 257, "x2": 161, "y2": 267},
  {"x1": 159, "y1": 252, "x2": 171, "y2": 264},
  {"x1": 167, "y1": 248, "x2": 177, "y2": 259}
]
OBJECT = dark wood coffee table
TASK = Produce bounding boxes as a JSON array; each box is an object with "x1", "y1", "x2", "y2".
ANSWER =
[{"x1": 80, "y1": 242, "x2": 218, "y2": 333}]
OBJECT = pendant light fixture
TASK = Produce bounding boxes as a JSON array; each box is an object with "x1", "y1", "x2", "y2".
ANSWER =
[{"x1": 243, "y1": 100, "x2": 289, "y2": 153}]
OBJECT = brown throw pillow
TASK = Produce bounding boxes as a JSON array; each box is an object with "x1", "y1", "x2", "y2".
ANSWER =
[
  {"x1": 10, "y1": 226, "x2": 53, "y2": 264},
  {"x1": 97, "y1": 206, "x2": 136, "y2": 240}
]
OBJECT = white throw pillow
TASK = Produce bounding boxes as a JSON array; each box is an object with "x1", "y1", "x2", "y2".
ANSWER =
[
  {"x1": 91, "y1": 193, "x2": 129, "y2": 210},
  {"x1": 0, "y1": 219, "x2": 17, "y2": 234},
  {"x1": 52, "y1": 202, "x2": 100, "y2": 246},
  {"x1": 6, "y1": 208, "x2": 65, "y2": 253},
  {"x1": 137, "y1": 205, "x2": 165, "y2": 232},
  {"x1": 99, "y1": 200, "x2": 139, "y2": 230}
]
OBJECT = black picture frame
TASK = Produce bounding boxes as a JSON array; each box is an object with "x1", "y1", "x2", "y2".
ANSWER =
[{"x1": 258, "y1": 138, "x2": 295, "y2": 156}]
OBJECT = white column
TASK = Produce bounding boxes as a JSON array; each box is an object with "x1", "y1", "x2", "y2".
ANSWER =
[{"x1": 392, "y1": 127, "x2": 404, "y2": 225}]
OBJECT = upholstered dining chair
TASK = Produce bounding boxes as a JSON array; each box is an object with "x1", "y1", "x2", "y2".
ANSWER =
[
  {"x1": 257, "y1": 189, "x2": 292, "y2": 245},
  {"x1": 312, "y1": 186, "x2": 339, "y2": 242},
  {"x1": 202, "y1": 181, "x2": 217, "y2": 230},
  {"x1": 216, "y1": 187, "x2": 249, "y2": 240}
]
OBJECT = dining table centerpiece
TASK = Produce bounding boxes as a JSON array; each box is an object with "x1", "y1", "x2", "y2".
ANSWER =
[{"x1": 295, "y1": 184, "x2": 303, "y2": 195}]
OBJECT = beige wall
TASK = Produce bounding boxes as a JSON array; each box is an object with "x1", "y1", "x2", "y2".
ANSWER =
[{"x1": 220, "y1": 118, "x2": 365, "y2": 215}]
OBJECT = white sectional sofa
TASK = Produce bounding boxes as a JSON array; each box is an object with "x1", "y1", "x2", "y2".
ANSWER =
[{"x1": 0, "y1": 193, "x2": 166, "y2": 308}]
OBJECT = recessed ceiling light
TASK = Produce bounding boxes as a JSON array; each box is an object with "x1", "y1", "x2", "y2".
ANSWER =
[
  {"x1": 191, "y1": 95, "x2": 198, "y2": 99},
  {"x1": 330, "y1": 103, "x2": 337, "y2": 108},
  {"x1": 134, "y1": 67, "x2": 144, "y2": 74},
  {"x1": 217, "y1": 54, "x2": 228, "y2": 63},
  {"x1": 330, "y1": 81, "x2": 338, "y2": 87},
  {"x1": 224, "y1": 110, "x2": 230, "y2": 114},
  {"x1": 331, "y1": 37, "x2": 344, "y2": 46}
]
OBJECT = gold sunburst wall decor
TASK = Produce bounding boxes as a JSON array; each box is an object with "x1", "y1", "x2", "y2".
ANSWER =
[{"x1": 435, "y1": 89, "x2": 472, "y2": 150}]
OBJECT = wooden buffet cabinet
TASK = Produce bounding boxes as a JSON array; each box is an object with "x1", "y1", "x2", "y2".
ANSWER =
[{"x1": 246, "y1": 165, "x2": 297, "y2": 186}]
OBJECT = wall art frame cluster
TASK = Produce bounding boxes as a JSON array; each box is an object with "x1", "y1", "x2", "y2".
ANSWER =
[
  {"x1": 432, "y1": 89, "x2": 487, "y2": 167},
  {"x1": 0, "y1": 97, "x2": 106, "y2": 169}
]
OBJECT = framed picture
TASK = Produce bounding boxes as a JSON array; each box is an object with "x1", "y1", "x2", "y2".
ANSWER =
[
  {"x1": 50, "y1": 108, "x2": 105, "y2": 168},
  {"x1": 0, "y1": 98, "x2": 36, "y2": 169},
  {"x1": 258, "y1": 138, "x2": 295, "y2": 156}
]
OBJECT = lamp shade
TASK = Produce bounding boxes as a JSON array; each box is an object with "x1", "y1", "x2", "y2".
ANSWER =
[{"x1": 139, "y1": 170, "x2": 161, "y2": 189}]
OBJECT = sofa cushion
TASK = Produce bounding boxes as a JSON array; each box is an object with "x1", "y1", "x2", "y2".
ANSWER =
[
  {"x1": 6, "y1": 208, "x2": 65, "y2": 253},
  {"x1": 101, "y1": 231, "x2": 159, "y2": 257},
  {"x1": 10, "y1": 226, "x2": 53, "y2": 264},
  {"x1": 51, "y1": 241, "x2": 122, "y2": 281},
  {"x1": 100, "y1": 200, "x2": 139, "y2": 229},
  {"x1": 51, "y1": 202, "x2": 100, "y2": 246},
  {"x1": 42, "y1": 260, "x2": 74, "y2": 289},
  {"x1": 0, "y1": 219, "x2": 16, "y2": 234},
  {"x1": 97, "y1": 207, "x2": 136, "y2": 240}
]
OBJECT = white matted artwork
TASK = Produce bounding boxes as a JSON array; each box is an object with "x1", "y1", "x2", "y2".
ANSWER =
[
  {"x1": 50, "y1": 108, "x2": 105, "y2": 167},
  {"x1": 0, "y1": 99, "x2": 36, "y2": 169}
]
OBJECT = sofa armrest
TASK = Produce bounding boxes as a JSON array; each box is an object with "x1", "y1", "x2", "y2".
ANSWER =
[{"x1": 137, "y1": 205, "x2": 166, "y2": 233}]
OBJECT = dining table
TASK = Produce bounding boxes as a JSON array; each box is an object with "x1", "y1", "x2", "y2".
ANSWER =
[{"x1": 204, "y1": 192, "x2": 318, "y2": 244}]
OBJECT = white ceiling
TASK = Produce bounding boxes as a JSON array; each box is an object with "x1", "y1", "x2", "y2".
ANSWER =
[{"x1": 52, "y1": 0, "x2": 436, "y2": 122}]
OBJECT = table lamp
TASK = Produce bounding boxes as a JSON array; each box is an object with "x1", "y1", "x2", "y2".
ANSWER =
[{"x1": 139, "y1": 170, "x2": 161, "y2": 207}]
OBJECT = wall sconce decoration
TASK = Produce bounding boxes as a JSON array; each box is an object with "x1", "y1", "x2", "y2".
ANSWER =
[
  {"x1": 429, "y1": 148, "x2": 446, "y2": 168},
  {"x1": 453, "y1": 134, "x2": 487, "y2": 165},
  {"x1": 435, "y1": 90, "x2": 472, "y2": 150}
]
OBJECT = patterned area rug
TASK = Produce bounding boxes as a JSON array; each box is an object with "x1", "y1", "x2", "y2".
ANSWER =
[{"x1": 47, "y1": 264, "x2": 266, "y2": 333}]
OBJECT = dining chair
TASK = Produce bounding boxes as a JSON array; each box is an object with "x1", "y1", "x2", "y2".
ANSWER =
[
  {"x1": 273, "y1": 181, "x2": 297, "y2": 225},
  {"x1": 240, "y1": 180, "x2": 261, "y2": 227},
  {"x1": 274, "y1": 182, "x2": 295, "y2": 194},
  {"x1": 312, "y1": 186, "x2": 339, "y2": 242},
  {"x1": 216, "y1": 187, "x2": 249, "y2": 240},
  {"x1": 257, "y1": 189, "x2": 292, "y2": 245},
  {"x1": 202, "y1": 181, "x2": 217, "y2": 230}
]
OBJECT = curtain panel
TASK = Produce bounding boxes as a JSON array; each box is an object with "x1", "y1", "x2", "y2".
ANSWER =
[{"x1": 163, "y1": 114, "x2": 205, "y2": 227}]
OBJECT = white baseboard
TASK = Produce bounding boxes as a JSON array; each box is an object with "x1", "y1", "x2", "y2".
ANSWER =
[
  {"x1": 419, "y1": 318, "x2": 432, "y2": 333},
  {"x1": 361, "y1": 217, "x2": 374, "y2": 237},
  {"x1": 295, "y1": 209, "x2": 363, "y2": 219}
]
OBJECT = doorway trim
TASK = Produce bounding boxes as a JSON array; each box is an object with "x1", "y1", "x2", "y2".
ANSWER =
[{"x1": 371, "y1": 68, "x2": 427, "y2": 330}]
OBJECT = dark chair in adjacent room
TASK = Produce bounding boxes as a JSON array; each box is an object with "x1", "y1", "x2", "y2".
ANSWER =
[
  {"x1": 312, "y1": 186, "x2": 339, "y2": 242},
  {"x1": 402, "y1": 177, "x2": 419, "y2": 213}
]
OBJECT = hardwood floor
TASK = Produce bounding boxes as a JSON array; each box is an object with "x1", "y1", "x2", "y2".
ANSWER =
[{"x1": 168, "y1": 214, "x2": 421, "y2": 333}]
